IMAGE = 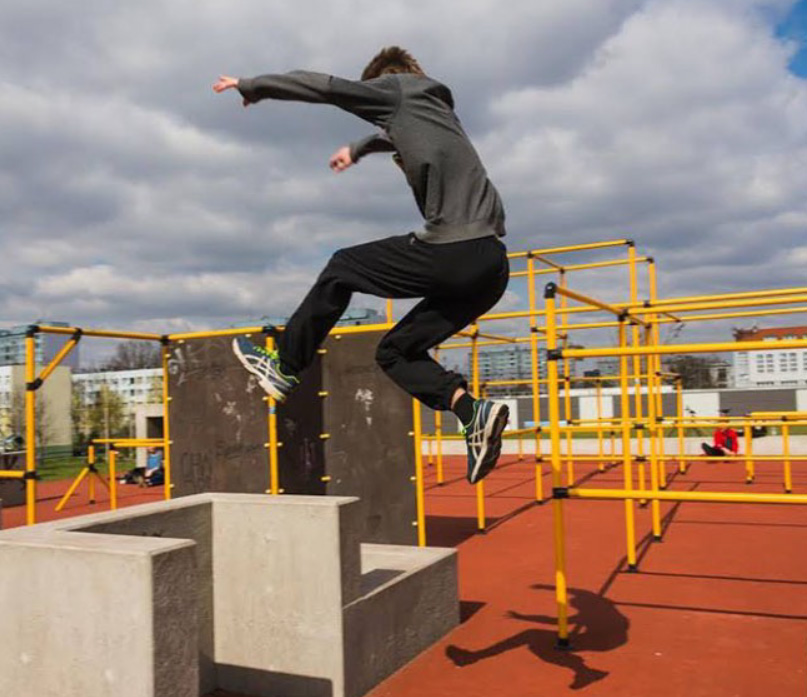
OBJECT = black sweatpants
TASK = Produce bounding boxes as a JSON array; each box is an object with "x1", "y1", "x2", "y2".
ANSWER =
[{"x1": 277, "y1": 233, "x2": 509, "y2": 410}]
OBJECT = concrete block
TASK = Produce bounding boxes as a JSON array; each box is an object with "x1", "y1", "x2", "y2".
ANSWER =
[{"x1": 0, "y1": 493, "x2": 459, "y2": 697}]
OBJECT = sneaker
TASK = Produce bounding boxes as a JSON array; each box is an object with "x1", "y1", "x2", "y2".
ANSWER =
[
  {"x1": 463, "y1": 399, "x2": 509, "y2": 484},
  {"x1": 232, "y1": 336, "x2": 299, "y2": 402}
]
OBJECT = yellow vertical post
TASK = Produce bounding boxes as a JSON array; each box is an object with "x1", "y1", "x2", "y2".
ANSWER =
[
  {"x1": 527, "y1": 255, "x2": 543, "y2": 501},
  {"x1": 88, "y1": 445, "x2": 96, "y2": 503},
  {"x1": 435, "y1": 410, "x2": 444, "y2": 484},
  {"x1": 676, "y1": 378, "x2": 686, "y2": 474},
  {"x1": 783, "y1": 423, "x2": 792, "y2": 494},
  {"x1": 109, "y1": 449, "x2": 118, "y2": 510},
  {"x1": 386, "y1": 299, "x2": 393, "y2": 324},
  {"x1": 426, "y1": 434, "x2": 433, "y2": 465},
  {"x1": 596, "y1": 382, "x2": 604, "y2": 472},
  {"x1": 744, "y1": 424, "x2": 754, "y2": 484},
  {"x1": 545, "y1": 285, "x2": 570, "y2": 647},
  {"x1": 628, "y1": 244, "x2": 646, "y2": 494},
  {"x1": 619, "y1": 319, "x2": 638, "y2": 570},
  {"x1": 518, "y1": 434, "x2": 524, "y2": 461},
  {"x1": 471, "y1": 324, "x2": 486, "y2": 530},
  {"x1": 24, "y1": 330, "x2": 37, "y2": 525},
  {"x1": 161, "y1": 341, "x2": 173, "y2": 501},
  {"x1": 412, "y1": 398, "x2": 426, "y2": 547},
  {"x1": 265, "y1": 334, "x2": 281, "y2": 495},
  {"x1": 433, "y1": 347, "x2": 444, "y2": 484},
  {"x1": 559, "y1": 272, "x2": 574, "y2": 487},
  {"x1": 645, "y1": 328, "x2": 662, "y2": 540},
  {"x1": 649, "y1": 260, "x2": 667, "y2": 489}
]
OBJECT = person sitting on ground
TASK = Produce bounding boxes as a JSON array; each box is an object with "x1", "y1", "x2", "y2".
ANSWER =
[
  {"x1": 701, "y1": 426, "x2": 739, "y2": 457},
  {"x1": 142, "y1": 447, "x2": 164, "y2": 487}
]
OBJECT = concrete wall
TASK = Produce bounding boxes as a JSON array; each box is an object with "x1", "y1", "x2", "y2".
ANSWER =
[{"x1": 0, "y1": 493, "x2": 458, "y2": 697}]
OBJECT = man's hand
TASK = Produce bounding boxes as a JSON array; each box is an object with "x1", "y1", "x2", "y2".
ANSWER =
[
  {"x1": 213, "y1": 75, "x2": 250, "y2": 107},
  {"x1": 329, "y1": 146, "x2": 354, "y2": 173}
]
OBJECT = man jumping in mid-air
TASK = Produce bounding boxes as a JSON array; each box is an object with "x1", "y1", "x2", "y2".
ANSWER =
[{"x1": 213, "y1": 46, "x2": 510, "y2": 484}]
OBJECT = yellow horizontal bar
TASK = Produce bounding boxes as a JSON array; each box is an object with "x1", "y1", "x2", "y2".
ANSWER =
[
  {"x1": 633, "y1": 294, "x2": 807, "y2": 316},
  {"x1": 0, "y1": 471, "x2": 26, "y2": 479},
  {"x1": 170, "y1": 327, "x2": 266, "y2": 340},
  {"x1": 534, "y1": 257, "x2": 648, "y2": 276},
  {"x1": 750, "y1": 411, "x2": 807, "y2": 417},
  {"x1": 38, "y1": 325, "x2": 162, "y2": 341},
  {"x1": 530, "y1": 239, "x2": 631, "y2": 255},
  {"x1": 568, "y1": 488, "x2": 807, "y2": 505},
  {"x1": 638, "y1": 286, "x2": 807, "y2": 309},
  {"x1": 563, "y1": 337, "x2": 807, "y2": 359}
]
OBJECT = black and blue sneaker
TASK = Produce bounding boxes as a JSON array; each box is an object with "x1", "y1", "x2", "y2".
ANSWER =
[
  {"x1": 463, "y1": 399, "x2": 509, "y2": 484},
  {"x1": 232, "y1": 336, "x2": 299, "y2": 402}
]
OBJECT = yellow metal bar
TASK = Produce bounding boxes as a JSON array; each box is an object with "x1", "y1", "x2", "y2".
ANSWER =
[
  {"x1": 744, "y1": 424, "x2": 754, "y2": 484},
  {"x1": 25, "y1": 333, "x2": 36, "y2": 525},
  {"x1": 554, "y1": 284, "x2": 647, "y2": 325},
  {"x1": 413, "y1": 398, "x2": 426, "y2": 547},
  {"x1": 528, "y1": 256, "x2": 543, "y2": 500},
  {"x1": 596, "y1": 383, "x2": 604, "y2": 472},
  {"x1": 471, "y1": 323, "x2": 486, "y2": 530},
  {"x1": 750, "y1": 411, "x2": 807, "y2": 418},
  {"x1": 531, "y1": 239, "x2": 630, "y2": 255},
  {"x1": 783, "y1": 424, "x2": 792, "y2": 494},
  {"x1": 545, "y1": 287, "x2": 570, "y2": 646},
  {"x1": 532, "y1": 254, "x2": 564, "y2": 271},
  {"x1": 37, "y1": 336, "x2": 80, "y2": 383},
  {"x1": 55, "y1": 468, "x2": 90, "y2": 512},
  {"x1": 637, "y1": 294, "x2": 807, "y2": 315},
  {"x1": 266, "y1": 335, "x2": 281, "y2": 496},
  {"x1": 628, "y1": 244, "x2": 646, "y2": 497},
  {"x1": 618, "y1": 320, "x2": 638, "y2": 570},
  {"x1": 533, "y1": 257, "x2": 649, "y2": 276},
  {"x1": 0, "y1": 471, "x2": 26, "y2": 479},
  {"x1": 645, "y1": 325, "x2": 662, "y2": 540},
  {"x1": 562, "y1": 337, "x2": 807, "y2": 359},
  {"x1": 109, "y1": 450, "x2": 118, "y2": 510},
  {"x1": 38, "y1": 325, "x2": 162, "y2": 341},
  {"x1": 386, "y1": 299, "x2": 393, "y2": 323},
  {"x1": 170, "y1": 326, "x2": 265, "y2": 341},
  {"x1": 161, "y1": 344, "x2": 173, "y2": 501},
  {"x1": 649, "y1": 260, "x2": 667, "y2": 490},
  {"x1": 676, "y1": 379, "x2": 685, "y2": 474},
  {"x1": 641, "y1": 286, "x2": 807, "y2": 308},
  {"x1": 434, "y1": 348, "x2": 445, "y2": 485},
  {"x1": 568, "y1": 488, "x2": 807, "y2": 505}
]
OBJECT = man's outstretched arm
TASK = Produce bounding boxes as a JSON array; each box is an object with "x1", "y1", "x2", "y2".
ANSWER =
[{"x1": 213, "y1": 71, "x2": 399, "y2": 126}]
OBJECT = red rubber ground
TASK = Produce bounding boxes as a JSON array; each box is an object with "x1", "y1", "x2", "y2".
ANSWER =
[{"x1": 6, "y1": 457, "x2": 807, "y2": 696}]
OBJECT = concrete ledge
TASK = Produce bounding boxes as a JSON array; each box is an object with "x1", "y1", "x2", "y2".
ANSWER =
[{"x1": 0, "y1": 493, "x2": 458, "y2": 697}]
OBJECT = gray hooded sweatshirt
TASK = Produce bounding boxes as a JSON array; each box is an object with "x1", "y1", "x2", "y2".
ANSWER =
[{"x1": 238, "y1": 71, "x2": 506, "y2": 244}]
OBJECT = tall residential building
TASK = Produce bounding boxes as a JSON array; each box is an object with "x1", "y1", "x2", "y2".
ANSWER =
[
  {"x1": 468, "y1": 345, "x2": 549, "y2": 393},
  {"x1": 733, "y1": 325, "x2": 807, "y2": 388},
  {"x1": 0, "y1": 321, "x2": 80, "y2": 369},
  {"x1": 73, "y1": 369, "x2": 163, "y2": 411},
  {"x1": 0, "y1": 365, "x2": 72, "y2": 447}
]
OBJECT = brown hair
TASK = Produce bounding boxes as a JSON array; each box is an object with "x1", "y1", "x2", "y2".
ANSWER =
[{"x1": 361, "y1": 46, "x2": 425, "y2": 81}]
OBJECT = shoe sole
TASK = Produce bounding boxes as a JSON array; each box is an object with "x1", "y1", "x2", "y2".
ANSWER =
[
  {"x1": 231, "y1": 338, "x2": 287, "y2": 402},
  {"x1": 469, "y1": 403, "x2": 509, "y2": 485}
]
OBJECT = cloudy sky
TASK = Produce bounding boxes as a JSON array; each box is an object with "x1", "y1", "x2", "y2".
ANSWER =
[{"x1": 2, "y1": 0, "x2": 806, "y2": 362}]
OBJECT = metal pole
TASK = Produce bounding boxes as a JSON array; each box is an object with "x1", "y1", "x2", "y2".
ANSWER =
[
  {"x1": 471, "y1": 323, "x2": 486, "y2": 530},
  {"x1": 545, "y1": 285, "x2": 570, "y2": 647},
  {"x1": 619, "y1": 320, "x2": 638, "y2": 570},
  {"x1": 413, "y1": 398, "x2": 426, "y2": 547},
  {"x1": 783, "y1": 423, "x2": 792, "y2": 494},
  {"x1": 24, "y1": 330, "x2": 37, "y2": 525},
  {"x1": 528, "y1": 255, "x2": 544, "y2": 501},
  {"x1": 161, "y1": 343, "x2": 173, "y2": 500}
]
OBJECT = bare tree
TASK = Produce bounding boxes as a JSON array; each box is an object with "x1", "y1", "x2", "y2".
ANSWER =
[{"x1": 100, "y1": 341, "x2": 162, "y2": 371}]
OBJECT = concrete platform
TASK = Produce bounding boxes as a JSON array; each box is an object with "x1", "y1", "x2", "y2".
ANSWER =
[{"x1": 0, "y1": 493, "x2": 458, "y2": 697}]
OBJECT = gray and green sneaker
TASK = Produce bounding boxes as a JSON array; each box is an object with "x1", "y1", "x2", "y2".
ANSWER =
[
  {"x1": 232, "y1": 336, "x2": 299, "y2": 402},
  {"x1": 463, "y1": 399, "x2": 509, "y2": 484}
]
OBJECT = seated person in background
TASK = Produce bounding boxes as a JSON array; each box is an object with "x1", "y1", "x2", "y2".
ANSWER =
[
  {"x1": 143, "y1": 447, "x2": 164, "y2": 487},
  {"x1": 702, "y1": 426, "x2": 739, "y2": 457}
]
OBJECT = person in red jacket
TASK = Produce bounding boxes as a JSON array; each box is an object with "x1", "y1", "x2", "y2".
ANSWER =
[{"x1": 702, "y1": 427, "x2": 739, "y2": 457}]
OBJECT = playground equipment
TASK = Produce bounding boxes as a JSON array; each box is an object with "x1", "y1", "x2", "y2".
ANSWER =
[
  {"x1": 542, "y1": 280, "x2": 807, "y2": 647},
  {"x1": 0, "y1": 493, "x2": 458, "y2": 697}
]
